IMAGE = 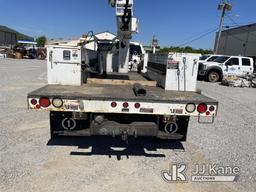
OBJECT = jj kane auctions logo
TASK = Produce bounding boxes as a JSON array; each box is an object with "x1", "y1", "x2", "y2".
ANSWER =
[{"x1": 161, "y1": 163, "x2": 240, "y2": 182}]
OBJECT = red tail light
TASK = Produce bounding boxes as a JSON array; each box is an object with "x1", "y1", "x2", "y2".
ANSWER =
[
  {"x1": 123, "y1": 102, "x2": 129, "y2": 108},
  {"x1": 111, "y1": 102, "x2": 117, "y2": 108},
  {"x1": 134, "y1": 103, "x2": 140, "y2": 109},
  {"x1": 30, "y1": 99, "x2": 37, "y2": 105},
  {"x1": 36, "y1": 104, "x2": 41, "y2": 109},
  {"x1": 197, "y1": 103, "x2": 207, "y2": 113},
  {"x1": 39, "y1": 97, "x2": 50, "y2": 108}
]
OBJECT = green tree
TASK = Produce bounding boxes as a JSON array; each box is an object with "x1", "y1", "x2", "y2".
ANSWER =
[
  {"x1": 160, "y1": 46, "x2": 213, "y2": 55},
  {"x1": 36, "y1": 36, "x2": 47, "y2": 47}
]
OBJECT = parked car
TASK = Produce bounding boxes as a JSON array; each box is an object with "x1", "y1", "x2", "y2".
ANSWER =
[{"x1": 198, "y1": 55, "x2": 254, "y2": 82}]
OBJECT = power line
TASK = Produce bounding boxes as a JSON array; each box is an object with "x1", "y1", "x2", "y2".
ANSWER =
[
  {"x1": 221, "y1": 15, "x2": 256, "y2": 44},
  {"x1": 176, "y1": 28, "x2": 218, "y2": 47},
  {"x1": 226, "y1": 14, "x2": 256, "y2": 38},
  {"x1": 170, "y1": 26, "x2": 218, "y2": 46},
  {"x1": 226, "y1": 14, "x2": 245, "y2": 27}
]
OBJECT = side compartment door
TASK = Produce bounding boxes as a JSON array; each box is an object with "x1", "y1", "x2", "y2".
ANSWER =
[{"x1": 48, "y1": 47, "x2": 82, "y2": 85}]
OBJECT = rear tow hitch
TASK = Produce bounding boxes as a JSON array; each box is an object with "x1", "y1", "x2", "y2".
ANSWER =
[{"x1": 121, "y1": 130, "x2": 129, "y2": 144}]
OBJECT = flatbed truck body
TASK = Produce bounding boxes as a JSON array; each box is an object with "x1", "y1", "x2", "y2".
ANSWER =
[
  {"x1": 27, "y1": 73, "x2": 218, "y2": 141},
  {"x1": 27, "y1": 1, "x2": 219, "y2": 142}
]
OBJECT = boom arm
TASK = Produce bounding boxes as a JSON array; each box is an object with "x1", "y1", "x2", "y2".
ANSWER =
[{"x1": 109, "y1": 0, "x2": 139, "y2": 73}]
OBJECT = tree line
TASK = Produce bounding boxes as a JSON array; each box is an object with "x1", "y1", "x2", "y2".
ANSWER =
[{"x1": 160, "y1": 46, "x2": 213, "y2": 55}]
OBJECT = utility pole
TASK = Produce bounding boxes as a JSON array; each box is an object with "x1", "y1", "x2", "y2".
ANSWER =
[
  {"x1": 151, "y1": 34, "x2": 158, "y2": 53},
  {"x1": 215, "y1": 0, "x2": 232, "y2": 54}
]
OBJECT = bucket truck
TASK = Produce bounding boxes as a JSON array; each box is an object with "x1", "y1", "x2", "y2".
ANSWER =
[{"x1": 27, "y1": 0, "x2": 218, "y2": 142}]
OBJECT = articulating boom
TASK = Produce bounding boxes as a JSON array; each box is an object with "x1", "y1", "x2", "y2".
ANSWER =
[{"x1": 109, "y1": 0, "x2": 139, "y2": 73}]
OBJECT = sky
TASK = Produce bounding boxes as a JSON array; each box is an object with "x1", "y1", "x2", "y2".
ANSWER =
[{"x1": 0, "y1": 0, "x2": 255, "y2": 49}]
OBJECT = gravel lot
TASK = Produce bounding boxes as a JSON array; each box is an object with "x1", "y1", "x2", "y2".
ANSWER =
[{"x1": 0, "y1": 58, "x2": 255, "y2": 192}]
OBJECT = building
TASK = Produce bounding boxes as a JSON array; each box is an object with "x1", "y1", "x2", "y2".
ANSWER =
[
  {"x1": 47, "y1": 31, "x2": 116, "y2": 49},
  {"x1": 214, "y1": 23, "x2": 256, "y2": 60},
  {"x1": 47, "y1": 31, "x2": 143, "y2": 52},
  {"x1": 0, "y1": 26, "x2": 17, "y2": 47},
  {"x1": 143, "y1": 45, "x2": 160, "y2": 53}
]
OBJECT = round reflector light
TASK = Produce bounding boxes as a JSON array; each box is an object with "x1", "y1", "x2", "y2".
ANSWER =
[
  {"x1": 197, "y1": 103, "x2": 207, "y2": 113},
  {"x1": 134, "y1": 103, "x2": 140, "y2": 109},
  {"x1": 111, "y1": 102, "x2": 117, "y2": 108},
  {"x1": 123, "y1": 102, "x2": 129, "y2": 108},
  {"x1": 39, "y1": 97, "x2": 50, "y2": 108},
  {"x1": 209, "y1": 106, "x2": 215, "y2": 112},
  {"x1": 52, "y1": 98, "x2": 63, "y2": 108},
  {"x1": 30, "y1": 99, "x2": 37, "y2": 105},
  {"x1": 36, "y1": 104, "x2": 41, "y2": 109},
  {"x1": 185, "y1": 103, "x2": 196, "y2": 113}
]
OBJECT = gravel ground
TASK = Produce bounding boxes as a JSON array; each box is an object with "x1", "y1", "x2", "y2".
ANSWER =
[{"x1": 0, "y1": 58, "x2": 255, "y2": 192}]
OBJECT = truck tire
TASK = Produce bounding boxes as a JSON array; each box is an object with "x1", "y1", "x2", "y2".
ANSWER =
[{"x1": 207, "y1": 70, "x2": 221, "y2": 82}]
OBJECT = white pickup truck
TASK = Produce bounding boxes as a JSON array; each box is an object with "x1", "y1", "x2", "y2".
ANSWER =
[
  {"x1": 199, "y1": 54, "x2": 223, "y2": 63},
  {"x1": 198, "y1": 55, "x2": 254, "y2": 82}
]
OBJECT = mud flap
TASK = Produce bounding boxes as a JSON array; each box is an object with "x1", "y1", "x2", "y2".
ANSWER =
[
  {"x1": 49, "y1": 111, "x2": 90, "y2": 138},
  {"x1": 157, "y1": 116, "x2": 189, "y2": 141}
]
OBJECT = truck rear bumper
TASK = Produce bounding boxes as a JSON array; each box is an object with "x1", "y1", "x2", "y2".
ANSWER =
[
  {"x1": 27, "y1": 84, "x2": 218, "y2": 117},
  {"x1": 50, "y1": 112, "x2": 189, "y2": 141}
]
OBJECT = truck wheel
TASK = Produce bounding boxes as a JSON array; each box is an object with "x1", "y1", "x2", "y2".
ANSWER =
[{"x1": 207, "y1": 71, "x2": 220, "y2": 82}]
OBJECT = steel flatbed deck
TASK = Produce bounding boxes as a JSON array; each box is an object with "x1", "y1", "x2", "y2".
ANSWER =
[
  {"x1": 27, "y1": 75, "x2": 218, "y2": 141},
  {"x1": 28, "y1": 84, "x2": 217, "y2": 104},
  {"x1": 27, "y1": 72, "x2": 218, "y2": 117}
]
